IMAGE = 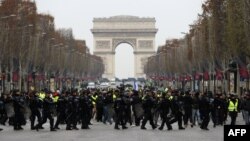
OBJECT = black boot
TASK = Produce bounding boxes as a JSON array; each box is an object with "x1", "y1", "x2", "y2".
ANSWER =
[
  {"x1": 17, "y1": 126, "x2": 23, "y2": 130},
  {"x1": 66, "y1": 127, "x2": 72, "y2": 130},
  {"x1": 158, "y1": 127, "x2": 163, "y2": 130},
  {"x1": 50, "y1": 128, "x2": 56, "y2": 131},
  {"x1": 179, "y1": 127, "x2": 185, "y2": 130},
  {"x1": 72, "y1": 126, "x2": 79, "y2": 130},
  {"x1": 35, "y1": 125, "x2": 39, "y2": 131},
  {"x1": 168, "y1": 126, "x2": 173, "y2": 131},
  {"x1": 122, "y1": 126, "x2": 128, "y2": 129}
]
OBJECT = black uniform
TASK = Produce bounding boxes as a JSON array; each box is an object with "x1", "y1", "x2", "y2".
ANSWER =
[
  {"x1": 95, "y1": 95, "x2": 104, "y2": 122},
  {"x1": 131, "y1": 92, "x2": 142, "y2": 126},
  {"x1": 79, "y1": 94, "x2": 91, "y2": 129},
  {"x1": 124, "y1": 94, "x2": 132, "y2": 126},
  {"x1": 158, "y1": 95, "x2": 172, "y2": 130},
  {"x1": 54, "y1": 94, "x2": 67, "y2": 129},
  {"x1": 199, "y1": 95, "x2": 211, "y2": 130},
  {"x1": 0, "y1": 95, "x2": 7, "y2": 125},
  {"x1": 29, "y1": 94, "x2": 43, "y2": 130},
  {"x1": 36, "y1": 95, "x2": 56, "y2": 131},
  {"x1": 169, "y1": 95, "x2": 185, "y2": 130},
  {"x1": 87, "y1": 95, "x2": 93, "y2": 125},
  {"x1": 66, "y1": 95, "x2": 79, "y2": 130},
  {"x1": 114, "y1": 94, "x2": 127, "y2": 129},
  {"x1": 13, "y1": 93, "x2": 25, "y2": 130},
  {"x1": 183, "y1": 94, "x2": 193, "y2": 126},
  {"x1": 141, "y1": 94, "x2": 156, "y2": 130},
  {"x1": 213, "y1": 95, "x2": 226, "y2": 126}
]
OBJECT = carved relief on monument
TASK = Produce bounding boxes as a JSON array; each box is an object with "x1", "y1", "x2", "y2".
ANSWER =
[
  {"x1": 140, "y1": 57, "x2": 148, "y2": 70},
  {"x1": 112, "y1": 38, "x2": 136, "y2": 48},
  {"x1": 138, "y1": 40, "x2": 153, "y2": 49},
  {"x1": 96, "y1": 40, "x2": 111, "y2": 49},
  {"x1": 100, "y1": 57, "x2": 107, "y2": 73}
]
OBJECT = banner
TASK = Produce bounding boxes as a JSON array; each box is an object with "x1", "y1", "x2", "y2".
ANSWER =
[
  {"x1": 239, "y1": 67, "x2": 249, "y2": 79},
  {"x1": 12, "y1": 72, "x2": 19, "y2": 82}
]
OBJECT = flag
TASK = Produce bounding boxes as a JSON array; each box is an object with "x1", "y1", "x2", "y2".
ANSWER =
[
  {"x1": 195, "y1": 73, "x2": 201, "y2": 80},
  {"x1": 133, "y1": 81, "x2": 138, "y2": 91},
  {"x1": 203, "y1": 71, "x2": 209, "y2": 81},
  {"x1": 239, "y1": 67, "x2": 249, "y2": 79},
  {"x1": 12, "y1": 72, "x2": 19, "y2": 82},
  {"x1": 216, "y1": 70, "x2": 223, "y2": 80},
  {"x1": 186, "y1": 75, "x2": 192, "y2": 81},
  {"x1": 28, "y1": 74, "x2": 32, "y2": 82}
]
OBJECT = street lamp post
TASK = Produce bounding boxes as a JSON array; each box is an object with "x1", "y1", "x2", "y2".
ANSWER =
[
  {"x1": 247, "y1": 63, "x2": 250, "y2": 90},
  {"x1": 192, "y1": 68, "x2": 196, "y2": 91}
]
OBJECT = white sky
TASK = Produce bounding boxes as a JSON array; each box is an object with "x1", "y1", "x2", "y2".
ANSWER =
[{"x1": 35, "y1": 0, "x2": 205, "y2": 79}]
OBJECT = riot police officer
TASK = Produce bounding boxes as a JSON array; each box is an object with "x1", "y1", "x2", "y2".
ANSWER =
[
  {"x1": 158, "y1": 93, "x2": 172, "y2": 130},
  {"x1": 168, "y1": 92, "x2": 185, "y2": 130},
  {"x1": 29, "y1": 91, "x2": 43, "y2": 130},
  {"x1": 13, "y1": 90, "x2": 25, "y2": 130},
  {"x1": 95, "y1": 91, "x2": 104, "y2": 122},
  {"x1": 36, "y1": 91, "x2": 56, "y2": 131},
  {"x1": 141, "y1": 91, "x2": 156, "y2": 130},
  {"x1": 54, "y1": 91, "x2": 67, "y2": 129},
  {"x1": 66, "y1": 91, "x2": 80, "y2": 130},
  {"x1": 131, "y1": 90, "x2": 143, "y2": 126},
  {"x1": 114, "y1": 92, "x2": 127, "y2": 130},
  {"x1": 79, "y1": 92, "x2": 91, "y2": 129},
  {"x1": 0, "y1": 94, "x2": 5, "y2": 131}
]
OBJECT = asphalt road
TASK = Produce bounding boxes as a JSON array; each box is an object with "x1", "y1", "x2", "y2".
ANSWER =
[{"x1": 0, "y1": 115, "x2": 245, "y2": 141}]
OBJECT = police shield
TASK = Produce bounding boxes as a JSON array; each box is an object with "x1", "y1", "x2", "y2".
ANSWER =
[
  {"x1": 22, "y1": 104, "x2": 31, "y2": 120},
  {"x1": 5, "y1": 102, "x2": 14, "y2": 117},
  {"x1": 134, "y1": 103, "x2": 144, "y2": 118}
]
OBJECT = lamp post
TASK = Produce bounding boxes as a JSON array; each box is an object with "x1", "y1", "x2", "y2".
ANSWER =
[
  {"x1": 229, "y1": 59, "x2": 237, "y2": 93},
  {"x1": 247, "y1": 63, "x2": 250, "y2": 90},
  {"x1": 192, "y1": 68, "x2": 196, "y2": 91}
]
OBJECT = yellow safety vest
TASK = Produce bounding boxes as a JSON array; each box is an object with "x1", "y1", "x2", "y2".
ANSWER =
[
  {"x1": 142, "y1": 95, "x2": 146, "y2": 101},
  {"x1": 228, "y1": 99, "x2": 238, "y2": 112},
  {"x1": 91, "y1": 95, "x2": 98, "y2": 105},
  {"x1": 39, "y1": 92, "x2": 45, "y2": 101},
  {"x1": 53, "y1": 96, "x2": 59, "y2": 103},
  {"x1": 168, "y1": 96, "x2": 173, "y2": 101},
  {"x1": 157, "y1": 94, "x2": 161, "y2": 98},
  {"x1": 112, "y1": 94, "x2": 117, "y2": 101}
]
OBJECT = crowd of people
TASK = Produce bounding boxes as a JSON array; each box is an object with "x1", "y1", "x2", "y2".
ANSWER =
[{"x1": 0, "y1": 85, "x2": 250, "y2": 132}]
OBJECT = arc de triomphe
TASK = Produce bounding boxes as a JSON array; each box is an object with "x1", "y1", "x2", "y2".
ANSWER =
[{"x1": 91, "y1": 15, "x2": 158, "y2": 79}]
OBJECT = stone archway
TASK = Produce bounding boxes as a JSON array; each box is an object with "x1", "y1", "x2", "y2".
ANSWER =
[{"x1": 91, "y1": 15, "x2": 158, "y2": 79}]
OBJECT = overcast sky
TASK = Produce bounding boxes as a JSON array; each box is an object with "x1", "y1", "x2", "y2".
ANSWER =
[{"x1": 35, "y1": 0, "x2": 205, "y2": 79}]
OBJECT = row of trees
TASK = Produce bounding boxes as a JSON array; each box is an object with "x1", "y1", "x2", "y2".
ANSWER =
[
  {"x1": 0, "y1": 0, "x2": 104, "y2": 92},
  {"x1": 145, "y1": 0, "x2": 250, "y2": 94}
]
